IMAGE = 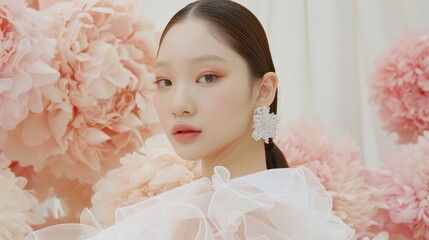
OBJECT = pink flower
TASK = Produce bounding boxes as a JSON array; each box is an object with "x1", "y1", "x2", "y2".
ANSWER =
[
  {"x1": 274, "y1": 118, "x2": 379, "y2": 239},
  {"x1": 0, "y1": 0, "x2": 60, "y2": 130},
  {"x1": 0, "y1": 160, "x2": 44, "y2": 239},
  {"x1": 369, "y1": 29, "x2": 429, "y2": 143},
  {"x1": 90, "y1": 134, "x2": 201, "y2": 227},
  {"x1": 3, "y1": 0, "x2": 160, "y2": 183},
  {"x1": 373, "y1": 131, "x2": 429, "y2": 240}
]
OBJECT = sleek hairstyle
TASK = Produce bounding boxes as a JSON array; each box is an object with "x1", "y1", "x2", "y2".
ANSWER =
[
  {"x1": 158, "y1": 0, "x2": 278, "y2": 114},
  {"x1": 158, "y1": 0, "x2": 288, "y2": 168}
]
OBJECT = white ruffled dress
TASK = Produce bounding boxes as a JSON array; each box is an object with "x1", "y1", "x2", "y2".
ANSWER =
[{"x1": 26, "y1": 166, "x2": 355, "y2": 240}]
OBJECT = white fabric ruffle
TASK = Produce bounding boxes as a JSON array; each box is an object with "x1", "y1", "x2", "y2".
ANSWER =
[{"x1": 26, "y1": 166, "x2": 354, "y2": 240}]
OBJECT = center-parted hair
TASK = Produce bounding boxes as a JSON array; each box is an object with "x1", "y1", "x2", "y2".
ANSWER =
[
  {"x1": 158, "y1": 0, "x2": 279, "y2": 114},
  {"x1": 158, "y1": 0, "x2": 287, "y2": 168}
]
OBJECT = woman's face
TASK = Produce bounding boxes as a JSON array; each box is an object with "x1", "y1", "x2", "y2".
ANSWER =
[{"x1": 154, "y1": 19, "x2": 257, "y2": 160}]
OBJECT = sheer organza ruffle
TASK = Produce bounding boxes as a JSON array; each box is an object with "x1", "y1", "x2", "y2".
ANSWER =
[{"x1": 26, "y1": 166, "x2": 355, "y2": 240}]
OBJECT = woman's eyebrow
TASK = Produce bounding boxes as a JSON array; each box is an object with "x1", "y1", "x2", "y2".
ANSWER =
[
  {"x1": 155, "y1": 54, "x2": 226, "y2": 69},
  {"x1": 190, "y1": 54, "x2": 226, "y2": 63}
]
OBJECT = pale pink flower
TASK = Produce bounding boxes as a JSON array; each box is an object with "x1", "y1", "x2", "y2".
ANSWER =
[
  {"x1": 369, "y1": 29, "x2": 429, "y2": 143},
  {"x1": 373, "y1": 131, "x2": 429, "y2": 240},
  {"x1": 91, "y1": 134, "x2": 201, "y2": 227},
  {"x1": 274, "y1": 118, "x2": 379, "y2": 239},
  {"x1": 0, "y1": 160, "x2": 44, "y2": 239},
  {"x1": 0, "y1": 0, "x2": 60, "y2": 130},
  {"x1": 3, "y1": 0, "x2": 160, "y2": 183}
]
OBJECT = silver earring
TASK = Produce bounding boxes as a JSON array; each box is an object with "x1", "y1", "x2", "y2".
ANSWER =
[{"x1": 252, "y1": 106, "x2": 280, "y2": 144}]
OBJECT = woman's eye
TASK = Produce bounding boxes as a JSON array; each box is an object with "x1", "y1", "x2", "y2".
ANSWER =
[
  {"x1": 155, "y1": 79, "x2": 172, "y2": 89},
  {"x1": 197, "y1": 74, "x2": 217, "y2": 84}
]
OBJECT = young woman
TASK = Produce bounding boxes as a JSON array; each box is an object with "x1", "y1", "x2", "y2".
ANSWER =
[
  {"x1": 154, "y1": 0, "x2": 288, "y2": 178},
  {"x1": 26, "y1": 0, "x2": 354, "y2": 239}
]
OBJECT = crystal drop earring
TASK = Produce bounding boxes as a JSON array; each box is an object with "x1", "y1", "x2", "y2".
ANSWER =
[{"x1": 251, "y1": 106, "x2": 280, "y2": 144}]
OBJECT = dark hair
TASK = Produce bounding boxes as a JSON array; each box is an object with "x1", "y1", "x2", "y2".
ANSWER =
[
  {"x1": 158, "y1": 0, "x2": 287, "y2": 168},
  {"x1": 158, "y1": 0, "x2": 278, "y2": 114}
]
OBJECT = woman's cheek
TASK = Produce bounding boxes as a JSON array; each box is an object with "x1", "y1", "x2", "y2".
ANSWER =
[{"x1": 154, "y1": 92, "x2": 170, "y2": 125}]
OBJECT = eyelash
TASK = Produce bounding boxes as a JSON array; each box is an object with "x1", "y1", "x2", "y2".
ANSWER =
[
  {"x1": 197, "y1": 72, "x2": 219, "y2": 84},
  {"x1": 154, "y1": 71, "x2": 221, "y2": 86},
  {"x1": 154, "y1": 78, "x2": 172, "y2": 89},
  {"x1": 154, "y1": 79, "x2": 165, "y2": 84}
]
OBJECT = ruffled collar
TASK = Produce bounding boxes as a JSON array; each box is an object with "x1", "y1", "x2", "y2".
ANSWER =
[{"x1": 26, "y1": 167, "x2": 354, "y2": 240}]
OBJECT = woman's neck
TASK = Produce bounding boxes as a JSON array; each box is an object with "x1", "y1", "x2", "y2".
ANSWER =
[{"x1": 201, "y1": 133, "x2": 266, "y2": 178}]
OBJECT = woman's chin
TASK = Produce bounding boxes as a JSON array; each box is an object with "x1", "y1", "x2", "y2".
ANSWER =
[
  {"x1": 170, "y1": 143, "x2": 204, "y2": 161},
  {"x1": 176, "y1": 152, "x2": 202, "y2": 161}
]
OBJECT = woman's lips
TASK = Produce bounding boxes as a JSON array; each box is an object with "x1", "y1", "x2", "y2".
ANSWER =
[{"x1": 171, "y1": 124, "x2": 202, "y2": 143}]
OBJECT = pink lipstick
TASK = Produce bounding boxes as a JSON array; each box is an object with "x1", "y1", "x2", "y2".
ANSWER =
[{"x1": 171, "y1": 124, "x2": 202, "y2": 143}]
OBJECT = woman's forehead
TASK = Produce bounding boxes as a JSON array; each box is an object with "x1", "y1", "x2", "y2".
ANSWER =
[{"x1": 156, "y1": 19, "x2": 242, "y2": 66}]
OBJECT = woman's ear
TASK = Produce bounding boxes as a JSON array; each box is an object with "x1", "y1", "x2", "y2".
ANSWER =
[{"x1": 254, "y1": 72, "x2": 278, "y2": 107}]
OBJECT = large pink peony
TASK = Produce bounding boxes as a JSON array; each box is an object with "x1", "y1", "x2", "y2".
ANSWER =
[
  {"x1": 373, "y1": 131, "x2": 429, "y2": 240},
  {"x1": 369, "y1": 29, "x2": 429, "y2": 144},
  {"x1": 0, "y1": 0, "x2": 60, "y2": 130},
  {"x1": 274, "y1": 118, "x2": 380, "y2": 239},
  {"x1": 0, "y1": 160, "x2": 44, "y2": 239},
  {"x1": 3, "y1": 0, "x2": 160, "y2": 183},
  {"x1": 90, "y1": 134, "x2": 201, "y2": 227}
]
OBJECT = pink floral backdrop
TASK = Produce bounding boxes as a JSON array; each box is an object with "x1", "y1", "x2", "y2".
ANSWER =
[{"x1": 0, "y1": 0, "x2": 428, "y2": 239}]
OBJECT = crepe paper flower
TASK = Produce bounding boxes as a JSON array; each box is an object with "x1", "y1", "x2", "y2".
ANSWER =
[
  {"x1": 0, "y1": 160, "x2": 44, "y2": 240},
  {"x1": 3, "y1": 0, "x2": 160, "y2": 183},
  {"x1": 373, "y1": 131, "x2": 429, "y2": 240},
  {"x1": 369, "y1": 29, "x2": 429, "y2": 144},
  {"x1": 90, "y1": 134, "x2": 201, "y2": 227},
  {"x1": 274, "y1": 118, "x2": 379, "y2": 239},
  {"x1": 0, "y1": 0, "x2": 60, "y2": 131}
]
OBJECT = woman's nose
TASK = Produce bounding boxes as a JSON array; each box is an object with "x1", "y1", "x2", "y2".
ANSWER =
[{"x1": 170, "y1": 84, "x2": 195, "y2": 117}]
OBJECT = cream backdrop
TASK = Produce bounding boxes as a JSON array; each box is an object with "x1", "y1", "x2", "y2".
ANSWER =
[{"x1": 140, "y1": 0, "x2": 429, "y2": 168}]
